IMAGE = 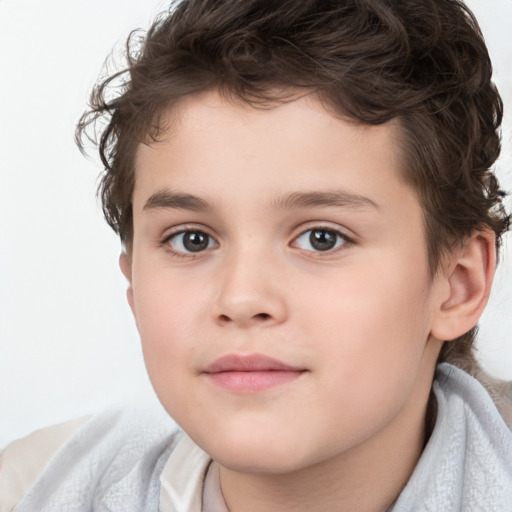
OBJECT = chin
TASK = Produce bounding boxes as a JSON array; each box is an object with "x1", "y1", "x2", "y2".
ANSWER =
[
  {"x1": 198, "y1": 432, "x2": 317, "y2": 474},
  {"x1": 217, "y1": 451, "x2": 307, "y2": 475}
]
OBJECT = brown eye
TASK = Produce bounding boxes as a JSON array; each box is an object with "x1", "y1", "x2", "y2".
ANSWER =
[
  {"x1": 182, "y1": 231, "x2": 209, "y2": 252},
  {"x1": 293, "y1": 228, "x2": 347, "y2": 252},
  {"x1": 309, "y1": 229, "x2": 338, "y2": 251},
  {"x1": 168, "y1": 230, "x2": 216, "y2": 253}
]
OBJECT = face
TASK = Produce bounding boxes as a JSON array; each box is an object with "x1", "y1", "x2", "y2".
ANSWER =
[{"x1": 126, "y1": 90, "x2": 445, "y2": 474}]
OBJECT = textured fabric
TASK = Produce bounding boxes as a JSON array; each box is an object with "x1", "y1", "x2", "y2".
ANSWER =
[
  {"x1": 392, "y1": 363, "x2": 512, "y2": 511},
  {"x1": 10, "y1": 402, "x2": 180, "y2": 512},
  {"x1": 0, "y1": 417, "x2": 90, "y2": 512},
  {"x1": 471, "y1": 366, "x2": 512, "y2": 428}
]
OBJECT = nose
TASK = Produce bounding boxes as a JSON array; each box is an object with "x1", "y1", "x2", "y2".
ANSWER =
[{"x1": 212, "y1": 249, "x2": 288, "y2": 328}]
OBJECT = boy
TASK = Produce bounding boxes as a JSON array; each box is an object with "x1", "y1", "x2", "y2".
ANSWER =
[{"x1": 1, "y1": 0, "x2": 511, "y2": 510}]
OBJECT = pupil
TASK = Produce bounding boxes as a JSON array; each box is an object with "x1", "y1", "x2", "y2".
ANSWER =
[
  {"x1": 310, "y1": 229, "x2": 337, "y2": 251},
  {"x1": 183, "y1": 232, "x2": 209, "y2": 252}
]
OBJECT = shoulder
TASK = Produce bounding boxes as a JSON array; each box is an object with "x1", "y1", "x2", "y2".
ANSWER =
[
  {"x1": 441, "y1": 356, "x2": 512, "y2": 429},
  {"x1": 469, "y1": 365, "x2": 512, "y2": 429},
  {"x1": 393, "y1": 363, "x2": 512, "y2": 511},
  {"x1": 435, "y1": 363, "x2": 512, "y2": 434},
  {"x1": 1, "y1": 400, "x2": 182, "y2": 512},
  {"x1": 0, "y1": 417, "x2": 89, "y2": 512}
]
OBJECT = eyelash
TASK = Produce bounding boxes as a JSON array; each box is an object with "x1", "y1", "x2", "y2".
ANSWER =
[{"x1": 161, "y1": 225, "x2": 354, "y2": 259}]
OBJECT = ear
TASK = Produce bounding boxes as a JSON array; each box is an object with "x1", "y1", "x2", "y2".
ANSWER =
[
  {"x1": 119, "y1": 252, "x2": 136, "y2": 317},
  {"x1": 430, "y1": 230, "x2": 496, "y2": 341}
]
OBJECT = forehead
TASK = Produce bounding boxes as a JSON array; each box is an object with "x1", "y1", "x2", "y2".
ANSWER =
[{"x1": 132, "y1": 89, "x2": 417, "y2": 217}]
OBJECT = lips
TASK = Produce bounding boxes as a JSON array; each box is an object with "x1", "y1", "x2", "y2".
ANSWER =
[
  {"x1": 203, "y1": 354, "x2": 306, "y2": 392},
  {"x1": 204, "y1": 354, "x2": 301, "y2": 373}
]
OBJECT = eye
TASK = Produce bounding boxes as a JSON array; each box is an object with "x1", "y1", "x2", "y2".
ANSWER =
[
  {"x1": 292, "y1": 228, "x2": 348, "y2": 252},
  {"x1": 166, "y1": 230, "x2": 217, "y2": 254}
]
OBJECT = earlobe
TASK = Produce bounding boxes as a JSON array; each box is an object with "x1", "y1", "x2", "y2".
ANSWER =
[
  {"x1": 430, "y1": 230, "x2": 496, "y2": 341},
  {"x1": 119, "y1": 252, "x2": 136, "y2": 316}
]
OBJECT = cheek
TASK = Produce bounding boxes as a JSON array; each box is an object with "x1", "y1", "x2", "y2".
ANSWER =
[
  {"x1": 289, "y1": 288, "x2": 430, "y2": 452},
  {"x1": 134, "y1": 263, "x2": 206, "y2": 331},
  {"x1": 297, "y1": 261, "x2": 432, "y2": 393},
  {"x1": 132, "y1": 270, "x2": 208, "y2": 386}
]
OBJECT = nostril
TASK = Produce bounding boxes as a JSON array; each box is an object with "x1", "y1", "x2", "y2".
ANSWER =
[
  {"x1": 216, "y1": 312, "x2": 273, "y2": 325},
  {"x1": 254, "y1": 313, "x2": 271, "y2": 321}
]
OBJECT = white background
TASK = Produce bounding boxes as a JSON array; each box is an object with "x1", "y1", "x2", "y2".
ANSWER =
[{"x1": 1, "y1": 0, "x2": 511, "y2": 448}]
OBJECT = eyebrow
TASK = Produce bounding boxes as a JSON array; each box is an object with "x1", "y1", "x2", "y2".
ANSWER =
[
  {"x1": 272, "y1": 190, "x2": 379, "y2": 210},
  {"x1": 142, "y1": 188, "x2": 378, "y2": 213},
  {"x1": 143, "y1": 189, "x2": 211, "y2": 212}
]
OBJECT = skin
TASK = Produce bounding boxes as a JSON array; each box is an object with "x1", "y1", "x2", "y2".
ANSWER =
[{"x1": 121, "y1": 90, "x2": 494, "y2": 511}]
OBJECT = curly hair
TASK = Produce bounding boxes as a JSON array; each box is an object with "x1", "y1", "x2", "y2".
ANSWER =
[{"x1": 77, "y1": 0, "x2": 509, "y2": 367}]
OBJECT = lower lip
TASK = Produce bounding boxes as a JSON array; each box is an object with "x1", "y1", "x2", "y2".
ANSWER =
[{"x1": 204, "y1": 370, "x2": 305, "y2": 392}]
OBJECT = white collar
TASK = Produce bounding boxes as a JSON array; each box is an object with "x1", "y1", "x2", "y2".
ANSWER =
[{"x1": 159, "y1": 434, "x2": 211, "y2": 512}]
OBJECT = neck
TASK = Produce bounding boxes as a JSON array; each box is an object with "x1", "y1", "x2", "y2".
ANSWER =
[{"x1": 219, "y1": 426, "x2": 423, "y2": 512}]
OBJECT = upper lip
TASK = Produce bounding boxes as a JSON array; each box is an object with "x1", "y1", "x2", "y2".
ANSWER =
[{"x1": 203, "y1": 354, "x2": 303, "y2": 373}]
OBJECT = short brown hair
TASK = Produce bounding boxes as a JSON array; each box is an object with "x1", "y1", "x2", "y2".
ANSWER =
[{"x1": 77, "y1": 0, "x2": 509, "y2": 364}]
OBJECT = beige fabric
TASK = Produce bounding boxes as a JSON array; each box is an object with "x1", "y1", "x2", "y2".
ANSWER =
[{"x1": 0, "y1": 417, "x2": 89, "y2": 512}]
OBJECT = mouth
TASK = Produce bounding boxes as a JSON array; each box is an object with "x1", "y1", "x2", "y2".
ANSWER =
[{"x1": 202, "y1": 354, "x2": 307, "y2": 393}]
